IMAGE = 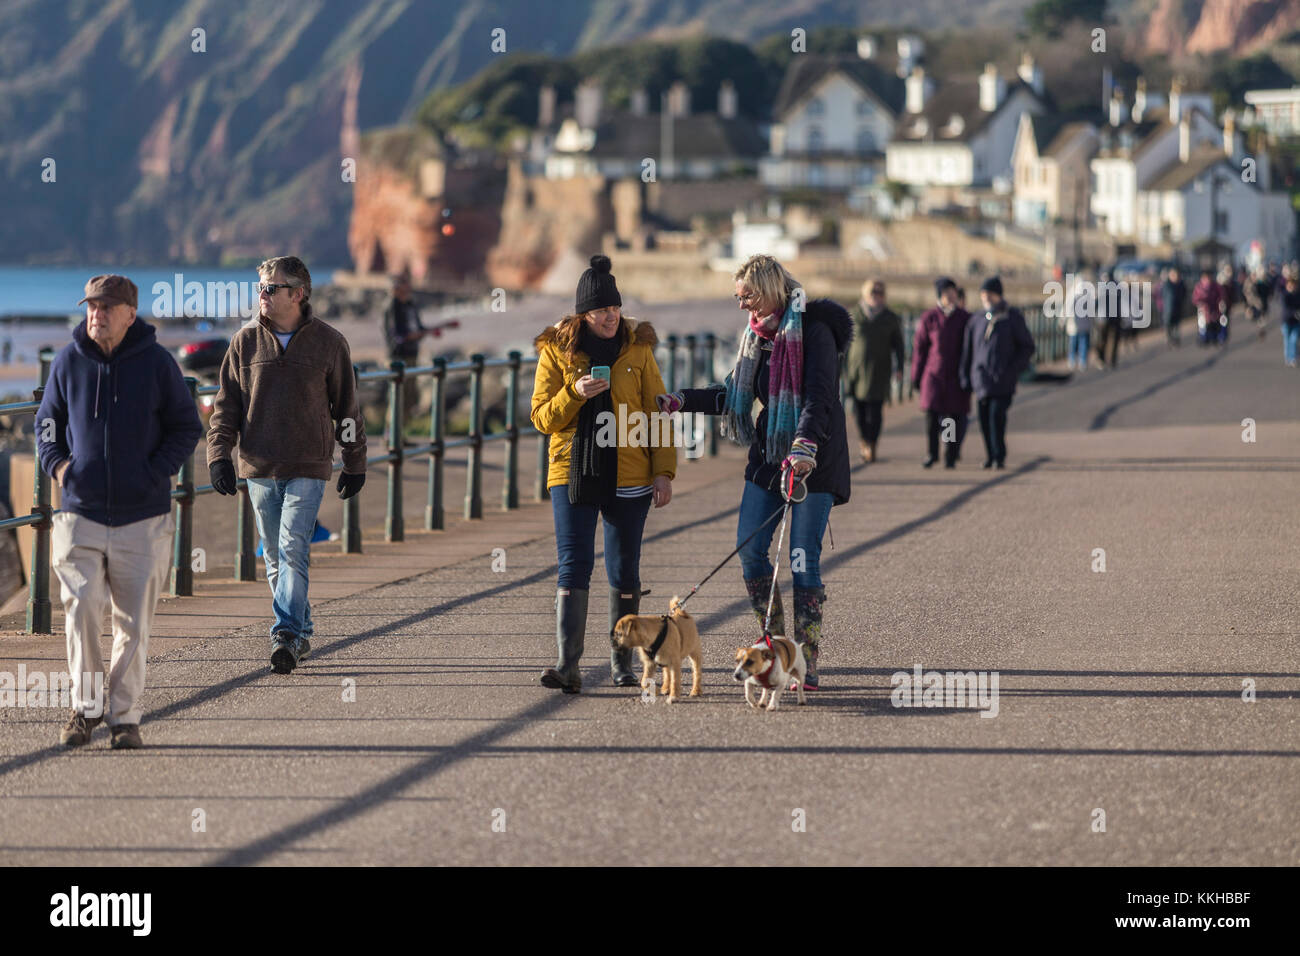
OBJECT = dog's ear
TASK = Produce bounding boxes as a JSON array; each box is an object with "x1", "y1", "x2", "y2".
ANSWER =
[
  {"x1": 761, "y1": 647, "x2": 775, "y2": 661},
  {"x1": 734, "y1": 647, "x2": 747, "y2": 663}
]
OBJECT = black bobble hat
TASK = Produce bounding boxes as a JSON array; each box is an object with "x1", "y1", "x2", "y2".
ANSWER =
[
  {"x1": 575, "y1": 254, "x2": 622, "y2": 314},
  {"x1": 934, "y1": 276, "x2": 957, "y2": 297},
  {"x1": 980, "y1": 275, "x2": 1003, "y2": 296}
]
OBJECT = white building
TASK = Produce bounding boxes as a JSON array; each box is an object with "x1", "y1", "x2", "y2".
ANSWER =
[
  {"x1": 760, "y1": 53, "x2": 905, "y2": 190},
  {"x1": 1243, "y1": 87, "x2": 1300, "y2": 138},
  {"x1": 1089, "y1": 90, "x2": 1224, "y2": 239},
  {"x1": 1010, "y1": 114, "x2": 1097, "y2": 229},
  {"x1": 885, "y1": 57, "x2": 1049, "y2": 188}
]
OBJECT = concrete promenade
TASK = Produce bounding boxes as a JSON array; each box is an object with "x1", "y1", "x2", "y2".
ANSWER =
[{"x1": 0, "y1": 322, "x2": 1296, "y2": 865}]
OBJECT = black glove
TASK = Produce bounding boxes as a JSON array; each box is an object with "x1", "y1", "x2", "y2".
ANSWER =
[
  {"x1": 337, "y1": 471, "x2": 365, "y2": 500},
  {"x1": 209, "y1": 459, "x2": 237, "y2": 496}
]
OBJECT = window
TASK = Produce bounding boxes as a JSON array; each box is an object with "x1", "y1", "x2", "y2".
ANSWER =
[
  {"x1": 856, "y1": 99, "x2": 871, "y2": 117},
  {"x1": 808, "y1": 126, "x2": 823, "y2": 153},
  {"x1": 1215, "y1": 210, "x2": 1228, "y2": 233},
  {"x1": 807, "y1": 97, "x2": 824, "y2": 116},
  {"x1": 856, "y1": 128, "x2": 875, "y2": 152}
]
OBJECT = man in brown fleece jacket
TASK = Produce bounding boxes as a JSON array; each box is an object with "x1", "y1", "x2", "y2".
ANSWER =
[{"x1": 206, "y1": 256, "x2": 368, "y2": 674}]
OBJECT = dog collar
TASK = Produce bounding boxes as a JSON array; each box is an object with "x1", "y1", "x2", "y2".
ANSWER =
[{"x1": 753, "y1": 656, "x2": 778, "y2": 690}]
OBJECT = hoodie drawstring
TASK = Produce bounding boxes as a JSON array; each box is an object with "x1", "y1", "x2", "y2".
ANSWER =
[{"x1": 94, "y1": 364, "x2": 101, "y2": 419}]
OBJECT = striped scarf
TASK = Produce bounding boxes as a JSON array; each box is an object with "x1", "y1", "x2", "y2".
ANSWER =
[{"x1": 721, "y1": 301, "x2": 803, "y2": 463}]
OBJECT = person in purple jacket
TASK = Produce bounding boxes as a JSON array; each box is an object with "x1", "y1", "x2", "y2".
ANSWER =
[
  {"x1": 911, "y1": 277, "x2": 972, "y2": 468},
  {"x1": 959, "y1": 276, "x2": 1036, "y2": 470}
]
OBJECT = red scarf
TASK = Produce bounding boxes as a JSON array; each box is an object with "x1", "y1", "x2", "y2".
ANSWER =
[{"x1": 748, "y1": 312, "x2": 780, "y2": 340}]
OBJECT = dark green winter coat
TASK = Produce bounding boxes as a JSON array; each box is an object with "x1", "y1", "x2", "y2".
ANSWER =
[{"x1": 846, "y1": 303, "x2": 904, "y2": 402}]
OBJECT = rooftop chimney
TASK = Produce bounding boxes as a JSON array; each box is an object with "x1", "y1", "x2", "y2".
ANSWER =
[
  {"x1": 858, "y1": 35, "x2": 877, "y2": 60},
  {"x1": 1132, "y1": 77, "x2": 1147, "y2": 122},
  {"x1": 718, "y1": 79, "x2": 737, "y2": 119},
  {"x1": 1017, "y1": 52, "x2": 1044, "y2": 96},
  {"x1": 979, "y1": 63, "x2": 1005, "y2": 113},
  {"x1": 630, "y1": 87, "x2": 648, "y2": 117},
  {"x1": 897, "y1": 34, "x2": 924, "y2": 78},
  {"x1": 1109, "y1": 87, "x2": 1128, "y2": 127},
  {"x1": 538, "y1": 85, "x2": 556, "y2": 127},
  {"x1": 1178, "y1": 113, "x2": 1191, "y2": 163},
  {"x1": 667, "y1": 80, "x2": 691, "y2": 118},
  {"x1": 1169, "y1": 77, "x2": 1183, "y2": 124},
  {"x1": 905, "y1": 67, "x2": 929, "y2": 114},
  {"x1": 1223, "y1": 109, "x2": 1236, "y2": 157},
  {"x1": 575, "y1": 80, "x2": 602, "y2": 130}
]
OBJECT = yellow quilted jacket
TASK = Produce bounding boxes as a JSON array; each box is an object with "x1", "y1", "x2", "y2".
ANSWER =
[{"x1": 530, "y1": 318, "x2": 677, "y2": 489}]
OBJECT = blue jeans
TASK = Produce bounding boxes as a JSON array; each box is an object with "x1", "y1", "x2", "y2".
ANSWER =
[
  {"x1": 551, "y1": 492, "x2": 652, "y2": 591},
  {"x1": 246, "y1": 477, "x2": 327, "y2": 640},
  {"x1": 1069, "y1": 331, "x2": 1090, "y2": 368},
  {"x1": 736, "y1": 480, "x2": 833, "y2": 590},
  {"x1": 1283, "y1": 320, "x2": 1300, "y2": 364}
]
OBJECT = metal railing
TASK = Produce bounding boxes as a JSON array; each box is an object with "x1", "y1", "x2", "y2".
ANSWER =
[{"x1": 2, "y1": 308, "x2": 1078, "y2": 635}]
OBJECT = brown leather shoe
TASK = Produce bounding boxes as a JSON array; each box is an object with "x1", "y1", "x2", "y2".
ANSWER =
[
  {"x1": 110, "y1": 723, "x2": 143, "y2": 750},
  {"x1": 59, "y1": 710, "x2": 102, "y2": 747}
]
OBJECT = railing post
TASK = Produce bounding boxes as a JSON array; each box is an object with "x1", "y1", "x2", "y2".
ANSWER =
[
  {"x1": 665, "y1": 334, "x2": 679, "y2": 393},
  {"x1": 169, "y1": 376, "x2": 197, "y2": 596},
  {"x1": 236, "y1": 482, "x2": 257, "y2": 580},
  {"x1": 503, "y1": 351, "x2": 520, "y2": 510},
  {"x1": 536, "y1": 433, "x2": 549, "y2": 502},
  {"x1": 39, "y1": 347, "x2": 54, "y2": 385},
  {"x1": 386, "y1": 361, "x2": 405, "y2": 543},
  {"x1": 684, "y1": 334, "x2": 697, "y2": 460},
  {"x1": 704, "y1": 333, "x2": 717, "y2": 457},
  {"x1": 426, "y1": 357, "x2": 445, "y2": 530},
  {"x1": 465, "y1": 353, "x2": 484, "y2": 519},
  {"x1": 26, "y1": 382, "x2": 52, "y2": 634}
]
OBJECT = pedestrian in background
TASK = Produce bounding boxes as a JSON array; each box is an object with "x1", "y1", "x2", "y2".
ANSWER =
[
  {"x1": 1193, "y1": 269, "x2": 1226, "y2": 346},
  {"x1": 531, "y1": 255, "x2": 675, "y2": 694},
  {"x1": 1063, "y1": 273, "x2": 1093, "y2": 371},
  {"x1": 383, "y1": 271, "x2": 425, "y2": 425},
  {"x1": 1280, "y1": 272, "x2": 1300, "y2": 368},
  {"x1": 38, "y1": 275, "x2": 202, "y2": 749},
  {"x1": 960, "y1": 277, "x2": 1035, "y2": 470},
  {"x1": 208, "y1": 256, "x2": 368, "y2": 675},
  {"x1": 845, "y1": 278, "x2": 903, "y2": 463},
  {"x1": 1161, "y1": 266, "x2": 1187, "y2": 348},
  {"x1": 911, "y1": 277, "x2": 971, "y2": 468}
]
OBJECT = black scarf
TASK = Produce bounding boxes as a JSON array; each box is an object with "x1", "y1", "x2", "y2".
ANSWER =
[{"x1": 568, "y1": 322, "x2": 624, "y2": 505}]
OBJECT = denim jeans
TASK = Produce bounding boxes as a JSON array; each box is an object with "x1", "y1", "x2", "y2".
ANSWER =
[
  {"x1": 551, "y1": 492, "x2": 652, "y2": 591},
  {"x1": 1068, "y1": 331, "x2": 1090, "y2": 368},
  {"x1": 736, "y1": 480, "x2": 833, "y2": 590},
  {"x1": 1283, "y1": 320, "x2": 1300, "y2": 364},
  {"x1": 246, "y1": 477, "x2": 327, "y2": 640},
  {"x1": 977, "y1": 395, "x2": 1013, "y2": 465}
]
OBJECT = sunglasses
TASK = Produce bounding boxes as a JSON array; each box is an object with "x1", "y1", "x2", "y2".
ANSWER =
[{"x1": 257, "y1": 282, "x2": 297, "y2": 296}]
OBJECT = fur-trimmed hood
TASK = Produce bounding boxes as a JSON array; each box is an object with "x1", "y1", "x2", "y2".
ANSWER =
[
  {"x1": 804, "y1": 297, "x2": 854, "y2": 352},
  {"x1": 534, "y1": 316, "x2": 658, "y2": 354}
]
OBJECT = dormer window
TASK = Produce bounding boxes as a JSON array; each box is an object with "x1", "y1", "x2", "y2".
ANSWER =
[
  {"x1": 807, "y1": 97, "x2": 825, "y2": 116},
  {"x1": 943, "y1": 114, "x2": 965, "y2": 137},
  {"x1": 855, "y1": 99, "x2": 871, "y2": 117},
  {"x1": 913, "y1": 117, "x2": 929, "y2": 137}
]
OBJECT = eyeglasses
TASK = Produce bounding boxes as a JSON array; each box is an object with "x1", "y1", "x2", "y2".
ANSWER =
[
  {"x1": 257, "y1": 282, "x2": 297, "y2": 296},
  {"x1": 734, "y1": 293, "x2": 758, "y2": 308},
  {"x1": 870, "y1": 287, "x2": 885, "y2": 296}
]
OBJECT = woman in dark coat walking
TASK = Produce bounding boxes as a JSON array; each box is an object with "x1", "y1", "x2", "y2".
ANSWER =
[
  {"x1": 846, "y1": 278, "x2": 904, "y2": 463},
  {"x1": 911, "y1": 277, "x2": 972, "y2": 468},
  {"x1": 657, "y1": 254, "x2": 852, "y2": 689}
]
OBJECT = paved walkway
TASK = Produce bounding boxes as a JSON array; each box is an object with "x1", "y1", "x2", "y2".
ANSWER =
[{"x1": 0, "y1": 323, "x2": 1296, "y2": 865}]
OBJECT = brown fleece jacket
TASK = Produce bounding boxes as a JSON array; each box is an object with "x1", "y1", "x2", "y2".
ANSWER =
[{"x1": 207, "y1": 312, "x2": 367, "y2": 480}]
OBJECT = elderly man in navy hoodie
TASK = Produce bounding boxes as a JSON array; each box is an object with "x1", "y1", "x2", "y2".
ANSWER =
[
  {"x1": 959, "y1": 276, "x2": 1035, "y2": 470},
  {"x1": 36, "y1": 275, "x2": 202, "y2": 750}
]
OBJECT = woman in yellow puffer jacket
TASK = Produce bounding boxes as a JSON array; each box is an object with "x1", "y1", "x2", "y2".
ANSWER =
[{"x1": 531, "y1": 255, "x2": 676, "y2": 694}]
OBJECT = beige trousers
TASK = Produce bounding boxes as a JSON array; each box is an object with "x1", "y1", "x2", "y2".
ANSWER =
[{"x1": 52, "y1": 511, "x2": 174, "y2": 726}]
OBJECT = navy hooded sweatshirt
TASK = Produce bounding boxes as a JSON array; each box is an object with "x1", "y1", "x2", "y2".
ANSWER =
[{"x1": 36, "y1": 317, "x2": 203, "y2": 526}]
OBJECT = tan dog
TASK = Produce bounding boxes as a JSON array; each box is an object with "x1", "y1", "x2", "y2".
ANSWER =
[
  {"x1": 733, "y1": 637, "x2": 807, "y2": 711},
  {"x1": 612, "y1": 597, "x2": 703, "y2": 703}
]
